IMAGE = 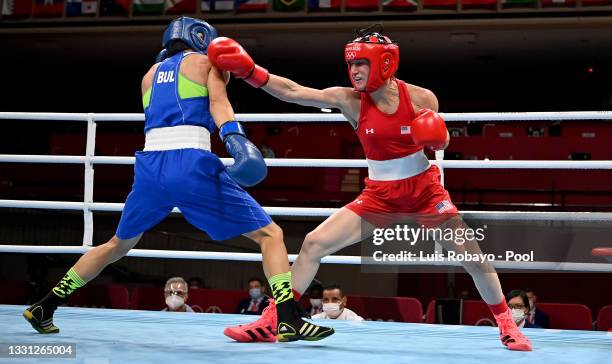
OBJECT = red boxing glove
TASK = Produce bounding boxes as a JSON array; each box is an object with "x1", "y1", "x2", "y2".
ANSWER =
[
  {"x1": 411, "y1": 109, "x2": 448, "y2": 150},
  {"x1": 207, "y1": 37, "x2": 269, "y2": 88}
]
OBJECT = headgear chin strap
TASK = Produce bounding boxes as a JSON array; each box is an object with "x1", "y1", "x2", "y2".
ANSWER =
[
  {"x1": 344, "y1": 27, "x2": 399, "y2": 93},
  {"x1": 162, "y1": 16, "x2": 217, "y2": 56}
]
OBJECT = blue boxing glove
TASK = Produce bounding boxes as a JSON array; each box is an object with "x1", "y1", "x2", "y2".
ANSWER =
[
  {"x1": 155, "y1": 49, "x2": 168, "y2": 63},
  {"x1": 219, "y1": 121, "x2": 267, "y2": 187}
]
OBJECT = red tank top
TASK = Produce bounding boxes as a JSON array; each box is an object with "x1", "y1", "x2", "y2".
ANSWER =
[{"x1": 356, "y1": 79, "x2": 423, "y2": 161}]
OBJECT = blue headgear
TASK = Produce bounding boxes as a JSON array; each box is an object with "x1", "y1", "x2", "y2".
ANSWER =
[{"x1": 162, "y1": 16, "x2": 217, "y2": 56}]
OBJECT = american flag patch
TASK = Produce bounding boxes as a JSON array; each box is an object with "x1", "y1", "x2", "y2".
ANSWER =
[
  {"x1": 435, "y1": 200, "x2": 454, "y2": 213},
  {"x1": 400, "y1": 125, "x2": 410, "y2": 134}
]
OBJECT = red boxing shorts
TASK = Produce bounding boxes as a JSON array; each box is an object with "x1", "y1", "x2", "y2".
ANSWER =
[{"x1": 345, "y1": 165, "x2": 458, "y2": 228}]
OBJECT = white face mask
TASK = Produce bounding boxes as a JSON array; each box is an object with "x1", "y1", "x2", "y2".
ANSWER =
[
  {"x1": 166, "y1": 295, "x2": 185, "y2": 310},
  {"x1": 249, "y1": 288, "x2": 261, "y2": 299},
  {"x1": 323, "y1": 303, "x2": 342, "y2": 318},
  {"x1": 309, "y1": 298, "x2": 322, "y2": 308},
  {"x1": 511, "y1": 308, "x2": 525, "y2": 324}
]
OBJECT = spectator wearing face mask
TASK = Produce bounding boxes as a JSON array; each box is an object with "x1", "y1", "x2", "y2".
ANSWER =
[
  {"x1": 312, "y1": 284, "x2": 363, "y2": 321},
  {"x1": 162, "y1": 277, "x2": 194, "y2": 313},
  {"x1": 306, "y1": 283, "x2": 324, "y2": 316},
  {"x1": 523, "y1": 288, "x2": 550, "y2": 329},
  {"x1": 235, "y1": 278, "x2": 270, "y2": 315},
  {"x1": 506, "y1": 290, "x2": 541, "y2": 329}
]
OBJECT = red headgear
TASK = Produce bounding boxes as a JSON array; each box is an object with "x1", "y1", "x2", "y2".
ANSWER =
[{"x1": 344, "y1": 32, "x2": 399, "y2": 93}]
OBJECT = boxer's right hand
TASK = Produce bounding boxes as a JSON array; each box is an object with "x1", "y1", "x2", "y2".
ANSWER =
[{"x1": 207, "y1": 37, "x2": 269, "y2": 88}]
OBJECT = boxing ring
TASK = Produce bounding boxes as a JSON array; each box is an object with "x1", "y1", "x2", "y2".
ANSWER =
[
  {"x1": 1, "y1": 305, "x2": 611, "y2": 364},
  {"x1": 1, "y1": 111, "x2": 612, "y2": 363}
]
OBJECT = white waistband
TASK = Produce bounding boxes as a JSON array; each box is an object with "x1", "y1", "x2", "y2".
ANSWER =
[
  {"x1": 367, "y1": 150, "x2": 431, "y2": 181},
  {"x1": 144, "y1": 125, "x2": 211, "y2": 152}
]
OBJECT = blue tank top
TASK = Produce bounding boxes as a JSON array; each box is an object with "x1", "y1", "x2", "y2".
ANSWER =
[{"x1": 142, "y1": 51, "x2": 216, "y2": 133}]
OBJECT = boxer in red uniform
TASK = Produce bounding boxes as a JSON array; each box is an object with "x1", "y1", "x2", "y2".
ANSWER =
[{"x1": 209, "y1": 25, "x2": 532, "y2": 351}]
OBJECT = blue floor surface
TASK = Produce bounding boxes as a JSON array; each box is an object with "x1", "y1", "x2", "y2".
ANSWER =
[{"x1": 1, "y1": 305, "x2": 611, "y2": 364}]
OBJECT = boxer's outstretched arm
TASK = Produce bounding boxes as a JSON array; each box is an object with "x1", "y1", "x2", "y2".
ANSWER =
[
  {"x1": 207, "y1": 37, "x2": 354, "y2": 113},
  {"x1": 262, "y1": 74, "x2": 353, "y2": 110}
]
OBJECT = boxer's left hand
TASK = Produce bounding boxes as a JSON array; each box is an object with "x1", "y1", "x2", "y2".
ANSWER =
[
  {"x1": 411, "y1": 109, "x2": 449, "y2": 151},
  {"x1": 219, "y1": 121, "x2": 267, "y2": 187},
  {"x1": 207, "y1": 37, "x2": 269, "y2": 88}
]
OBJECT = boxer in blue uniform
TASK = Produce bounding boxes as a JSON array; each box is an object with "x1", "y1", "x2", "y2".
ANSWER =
[{"x1": 23, "y1": 16, "x2": 333, "y2": 343}]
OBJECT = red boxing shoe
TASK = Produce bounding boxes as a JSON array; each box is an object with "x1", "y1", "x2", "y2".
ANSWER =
[
  {"x1": 224, "y1": 300, "x2": 278, "y2": 343},
  {"x1": 494, "y1": 309, "x2": 533, "y2": 351}
]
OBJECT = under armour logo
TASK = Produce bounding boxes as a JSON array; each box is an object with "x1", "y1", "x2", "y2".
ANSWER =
[
  {"x1": 366, "y1": 128, "x2": 375, "y2": 134},
  {"x1": 356, "y1": 199, "x2": 363, "y2": 204}
]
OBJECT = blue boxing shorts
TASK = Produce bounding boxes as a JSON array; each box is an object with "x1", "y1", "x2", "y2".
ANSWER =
[{"x1": 116, "y1": 149, "x2": 272, "y2": 241}]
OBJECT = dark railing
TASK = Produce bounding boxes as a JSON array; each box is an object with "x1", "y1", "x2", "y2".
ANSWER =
[{"x1": 2, "y1": 0, "x2": 612, "y2": 23}]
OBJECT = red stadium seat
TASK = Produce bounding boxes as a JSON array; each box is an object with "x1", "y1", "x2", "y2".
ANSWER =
[
  {"x1": 0, "y1": 280, "x2": 29, "y2": 305},
  {"x1": 426, "y1": 300, "x2": 594, "y2": 329},
  {"x1": 537, "y1": 303, "x2": 593, "y2": 330},
  {"x1": 347, "y1": 295, "x2": 423, "y2": 322},
  {"x1": 461, "y1": 300, "x2": 495, "y2": 326},
  {"x1": 596, "y1": 305, "x2": 612, "y2": 331},
  {"x1": 425, "y1": 300, "x2": 435, "y2": 324},
  {"x1": 49, "y1": 134, "x2": 85, "y2": 155},
  {"x1": 130, "y1": 286, "x2": 165, "y2": 311},
  {"x1": 187, "y1": 289, "x2": 247, "y2": 314},
  {"x1": 425, "y1": 300, "x2": 495, "y2": 325},
  {"x1": 96, "y1": 134, "x2": 144, "y2": 156},
  {"x1": 68, "y1": 284, "x2": 129, "y2": 309}
]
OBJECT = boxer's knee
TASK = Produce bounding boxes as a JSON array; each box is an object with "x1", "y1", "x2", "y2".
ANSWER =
[
  {"x1": 300, "y1": 231, "x2": 326, "y2": 261},
  {"x1": 107, "y1": 234, "x2": 141, "y2": 263},
  {"x1": 248, "y1": 223, "x2": 284, "y2": 245},
  {"x1": 264, "y1": 223, "x2": 284, "y2": 243},
  {"x1": 462, "y1": 259, "x2": 496, "y2": 276}
]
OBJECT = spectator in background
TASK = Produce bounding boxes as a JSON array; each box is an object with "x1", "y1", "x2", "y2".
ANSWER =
[
  {"x1": 260, "y1": 144, "x2": 276, "y2": 158},
  {"x1": 313, "y1": 284, "x2": 363, "y2": 321},
  {"x1": 235, "y1": 278, "x2": 270, "y2": 315},
  {"x1": 162, "y1": 277, "x2": 194, "y2": 313},
  {"x1": 188, "y1": 277, "x2": 203, "y2": 290},
  {"x1": 523, "y1": 288, "x2": 550, "y2": 329},
  {"x1": 305, "y1": 283, "x2": 324, "y2": 316},
  {"x1": 506, "y1": 290, "x2": 541, "y2": 329}
]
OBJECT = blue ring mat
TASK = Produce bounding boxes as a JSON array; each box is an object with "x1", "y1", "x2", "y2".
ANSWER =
[{"x1": 1, "y1": 305, "x2": 611, "y2": 364}]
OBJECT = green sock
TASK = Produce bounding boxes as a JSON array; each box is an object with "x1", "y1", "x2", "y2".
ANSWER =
[
  {"x1": 51, "y1": 268, "x2": 86, "y2": 299},
  {"x1": 269, "y1": 272, "x2": 294, "y2": 304}
]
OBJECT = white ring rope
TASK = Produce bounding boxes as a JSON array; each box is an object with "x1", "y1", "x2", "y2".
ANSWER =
[
  {"x1": 1, "y1": 112, "x2": 611, "y2": 271},
  {"x1": 2, "y1": 200, "x2": 612, "y2": 221},
  {"x1": 1, "y1": 155, "x2": 612, "y2": 169},
  {"x1": 3, "y1": 111, "x2": 612, "y2": 122},
  {"x1": 0, "y1": 245, "x2": 609, "y2": 272}
]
